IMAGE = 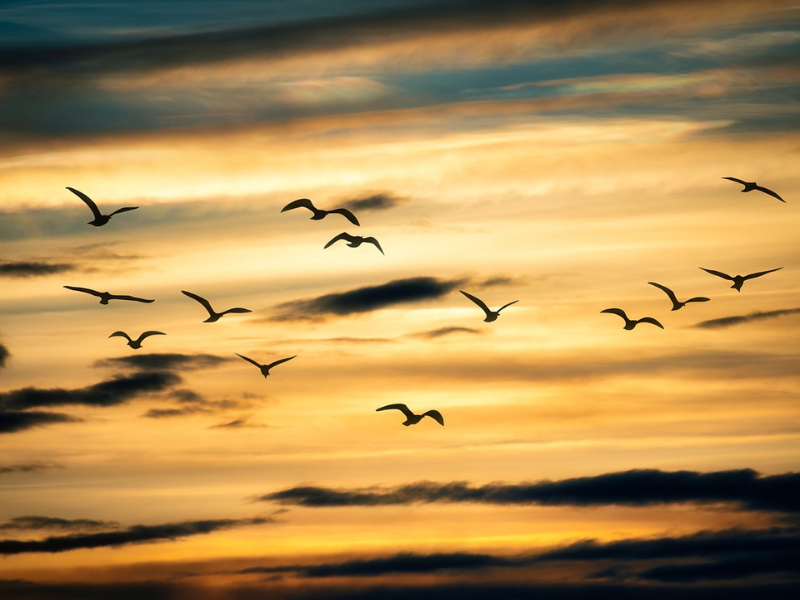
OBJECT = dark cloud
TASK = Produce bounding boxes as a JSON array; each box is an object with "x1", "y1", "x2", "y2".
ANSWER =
[
  {"x1": 0, "y1": 516, "x2": 117, "y2": 532},
  {"x1": 0, "y1": 516, "x2": 272, "y2": 555},
  {"x1": 0, "y1": 410, "x2": 80, "y2": 434},
  {"x1": 209, "y1": 417, "x2": 266, "y2": 429},
  {"x1": 143, "y1": 389, "x2": 243, "y2": 419},
  {"x1": 271, "y1": 277, "x2": 463, "y2": 321},
  {"x1": 0, "y1": 343, "x2": 8, "y2": 368},
  {"x1": 259, "y1": 468, "x2": 800, "y2": 513},
  {"x1": 0, "y1": 261, "x2": 75, "y2": 278},
  {"x1": 94, "y1": 353, "x2": 231, "y2": 372},
  {"x1": 693, "y1": 308, "x2": 800, "y2": 329},
  {"x1": 410, "y1": 326, "x2": 483, "y2": 339},
  {"x1": 0, "y1": 462, "x2": 62, "y2": 476},
  {"x1": 639, "y1": 551, "x2": 800, "y2": 583},
  {"x1": 341, "y1": 193, "x2": 403, "y2": 212}
]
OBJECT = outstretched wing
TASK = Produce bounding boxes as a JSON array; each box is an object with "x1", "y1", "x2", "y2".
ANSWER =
[
  {"x1": 722, "y1": 177, "x2": 747, "y2": 186},
  {"x1": 647, "y1": 282, "x2": 679, "y2": 305},
  {"x1": 460, "y1": 290, "x2": 491, "y2": 316},
  {"x1": 281, "y1": 198, "x2": 315, "y2": 213},
  {"x1": 108, "y1": 206, "x2": 139, "y2": 216},
  {"x1": 109, "y1": 294, "x2": 154, "y2": 303},
  {"x1": 324, "y1": 232, "x2": 354, "y2": 249},
  {"x1": 376, "y1": 403, "x2": 414, "y2": 419},
  {"x1": 108, "y1": 331, "x2": 132, "y2": 342},
  {"x1": 328, "y1": 208, "x2": 360, "y2": 226},
  {"x1": 497, "y1": 299, "x2": 518, "y2": 312},
  {"x1": 138, "y1": 331, "x2": 166, "y2": 342},
  {"x1": 699, "y1": 267, "x2": 734, "y2": 281},
  {"x1": 363, "y1": 237, "x2": 384, "y2": 255},
  {"x1": 64, "y1": 285, "x2": 102, "y2": 298},
  {"x1": 685, "y1": 296, "x2": 710, "y2": 304},
  {"x1": 753, "y1": 185, "x2": 785, "y2": 203},
  {"x1": 742, "y1": 267, "x2": 783, "y2": 281},
  {"x1": 66, "y1": 187, "x2": 102, "y2": 219},
  {"x1": 637, "y1": 317, "x2": 664, "y2": 329},
  {"x1": 422, "y1": 410, "x2": 444, "y2": 426},
  {"x1": 266, "y1": 355, "x2": 297, "y2": 370},
  {"x1": 220, "y1": 307, "x2": 252, "y2": 315},
  {"x1": 601, "y1": 308, "x2": 628, "y2": 321},
  {"x1": 181, "y1": 290, "x2": 214, "y2": 314},
  {"x1": 236, "y1": 353, "x2": 263, "y2": 369}
]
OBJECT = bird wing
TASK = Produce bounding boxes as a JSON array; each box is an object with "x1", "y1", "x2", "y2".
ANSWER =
[
  {"x1": 685, "y1": 296, "x2": 710, "y2": 304},
  {"x1": 281, "y1": 198, "x2": 315, "y2": 213},
  {"x1": 328, "y1": 208, "x2": 360, "y2": 226},
  {"x1": 236, "y1": 353, "x2": 263, "y2": 369},
  {"x1": 66, "y1": 187, "x2": 102, "y2": 219},
  {"x1": 266, "y1": 355, "x2": 297, "y2": 370},
  {"x1": 460, "y1": 290, "x2": 491, "y2": 316},
  {"x1": 601, "y1": 308, "x2": 628, "y2": 321},
  {"x1": 108, "y1": 331, "x2": 132, "y2": 342},
  {"x1": 64, "y1": 285, "x2": 102, "y2": 297},
  {"x1": 363, "y1": 237, "x2": 384, "y2": 254},
  {"x1": 376, "y1": 404, "x2": 414, "y2": 418},
  {"x1": 181, "y1": 290, "x2": 214, "y2": 314},
  {"x1": 109, "y1": 294, "x2": 154, "y2": 303},
  {"x1": 647, "y1": 282, "x2": 679, "y2": 305},
  {"x1": 699, "y1": 267, "x2": 734, "y2": 281},
  {"x1": 220, "y1": 307, "x2": 252, "y2": 314},
  {"x1": 722, "y1": 177, "x2": 746, "y2": 186},
  {"x1": 497, "y1": 299, "x2": 518, "y2": 312},
  {"x1": 324, "y1": 232, "x2": 354, "y2": 248},
  {"x1": 742, "y1": 267, "x2": 783, "y2": 281},
  {"x1": 637, "y1": 317, "x2": 664, "y2": 329},
  {"x1": 137, "y1": 331, "x2": 166, "y2": 342},
  {"x1": 422, "y1": 410, "x2": 445, "y2": 426},
  {"x1": 753, "y1": 185, "x2": 785, "y2": 203},
  {"x1": 108, "y1": 206, "x2": 139, "y2": 216}
]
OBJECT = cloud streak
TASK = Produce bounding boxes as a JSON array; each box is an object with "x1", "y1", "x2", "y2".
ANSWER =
[
  {"x1": 0, "y1": 516, "x2": 117, "y2": 532},
  {"x1": 693, "y1": 308, "x2": 800, "y2": 329},
  {"x1": 0, "y1": 261, "x2": 75, "y2": 278},
  {"x1": 0, "y1": 462, "x2": 62, "y2": 476}
]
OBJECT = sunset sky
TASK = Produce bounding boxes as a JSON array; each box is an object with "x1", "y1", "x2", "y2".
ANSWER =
[{"x1": 1, "y1": 1, "x2": 799, "y2": 598}]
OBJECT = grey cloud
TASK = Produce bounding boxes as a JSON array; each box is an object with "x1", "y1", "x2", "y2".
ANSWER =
[
  {"x1": 693, "y1": 308, "x2": 800, "y2": 329},
  {"x1": 95, "y1": 353, "x2": 231, "y2": 372},
  {"x1": 0, "y1": 262, "x2": 75, "y2": 278},
  {"x1": 341, "y1": 193, "x2": 403, "y2": 212},
  {"x1": 0, "y1": 410, "x2": 80, "y2": 434},
  {"x1": 0, "y1": 462, "x2": 62, "y2": 475},
  {"x1": 0, "y1": 516, "x2": 117, "y2": 532},
  {"x1": 410, "y1": 327, "x2": 483, "y2": 339},
  {"x1": 0, "y1": 343, "x2": 8, "y2": 368}
]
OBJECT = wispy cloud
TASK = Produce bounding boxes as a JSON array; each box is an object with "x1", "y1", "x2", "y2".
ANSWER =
[
  {"x1": 0, "y1": 343, "x2": 8, "y2": 368},
  {"x1": 0, "y1": 516, "x2": 117, "y2": 532},
  {"x1": 693, "y1": 308, "x2": 800, "y2": 329},
  {"x1": 95, "y1": 353, "x2": 232, "y2": 372},
  {"x1": 270, "y1": 276, "x2": 464, "y2": 321},
  {"x1": 259, "y1": 468, "x2": 800, "y2": 513},
  {"x1": 341, "y1": 192, "x2": 404, "y2": 212},
  {"x1": 676, "y1": 30, "x2": 800, "y2": 58},
  {"x1": 410, "y1": 327, "x2": 483, "y2": 339},
  {"x1": 0, "y1": 261, "x2": 75, "y2": 278},
  {"x1": 0, "y1": 461, "x2": 62, "y2": 476},
  {"x1": 0, "y1": 410, "x2": 80, "y2": 434}
]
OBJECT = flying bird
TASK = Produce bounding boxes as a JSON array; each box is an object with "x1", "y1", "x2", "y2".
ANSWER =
[
  {"x1": 324, "y1": 232, "x2": 384, "y2": 254},
  {"x1": 64, "y1": 286, "x2": 154, "y2": 305},
  {"x1": 281, "y1": 198, "x2": 360, "y2": 226},
  {"x1": 647, "y1": 282, "x2": 710, "y2": 311},
  {"x1": 376, "y1": 404, "x2": 444, "y2": 427},
  {"x1": 236, "y1": 353, "x2": 296, "y2": 378},
  {"x1": 181, "y1": 290, "x2": 252, "y2": 322},
  {"x1": 601, "y1": 308, "x2": 663, "y2": 330},
  {"x1": 109, "y1": 330, "x2": 165, "y2": 349},
  {"x1": 722, "y1": 177, "x2": 785, "y2": 203},
  {"x1": 460, "y1": 290, "x2": 518, "y2": 322},
  {"x1": 67, "y1": 187, "x2": 139, "y2": 226},
  {"x1": 699, "y1": 267, "x2": 783, "y2": 292}
]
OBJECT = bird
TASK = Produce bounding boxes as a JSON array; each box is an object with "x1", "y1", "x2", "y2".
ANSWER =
[
  {"x1": 109, "y1": 331, "x2": 165, "y2": 349},
  {"x1": 722, "y1": 177, "x2": 785, "y2": 203},
  {"x1": 181, "y1": 290, "x2": 252, "y2": 322},
  {"x1": 699, "y1": 267, "x2": 783, "y2": 292},
  {"x1": 647, "y1": 282, "x2": 710, "y2": 311},
  {"x1": 324, "y1": 232, "x2": 384, "y2": 254},
  {"x1": 601, "y1": 308, "x2": 663, "y2": 330},
  {"x1": 64, "y1": 286, "x2": 154, "y2": 305},
  {"x1": 66, "y1": 187, "x2": 139, "y2": 226},
  {"x1": 235, "y1": 353, "x2": 296, "y2": 378},
  {"x1": 376, "y1": 404, "x2": 444, "y2": 426},
  {"x1": 281, "y1": 198, "x2": 360, "y2": 226},
  {"x1": 460, "y1": 290, "x2": 518, "y2": 322}
]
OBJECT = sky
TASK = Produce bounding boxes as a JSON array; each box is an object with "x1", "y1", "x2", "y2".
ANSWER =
[{"x1": 1, "y1": 0, "x2": 799, "y2": 598}]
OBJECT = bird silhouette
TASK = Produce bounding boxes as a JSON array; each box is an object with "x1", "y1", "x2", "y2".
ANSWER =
[
  {"x1": 181, "y1": 290, "x2": 252, "y2": 322},
  {"x1": 281, "y1": 198, "x2": 360, "y2": 226},
  {"x1": 699, "y1": 267, "x2": 782, "y2": 292},
  {"x1": 647, "y1": 282, "x2": 710, "y2": 311},
  {"x1": 109, "y1": 331, "x2": 165, "y2": 349},
  {"x1": 601, "y1": 308, "x2": 663, "y2": 330},
  {"x1": 236, "y1": 353, "x2": 296, "y2": 378},
  {"x1": 64, "y1": 286, "x2": 154, "y2": 305},
  {"x1": 722, "y1": 177, "x2": 785, "y2": 203},
  {"x1": 324, "y1": 232, "x2": 384, "y2": 254},
  {"x1": 376, "y1": 404, "x2": 444, "y2": 426},
  {"x1": 460, "y1": 290, "x2": 517, "y2": 322},
  {"x1": 67, "y1": 187, "x2": 139, "y2": 226}
]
